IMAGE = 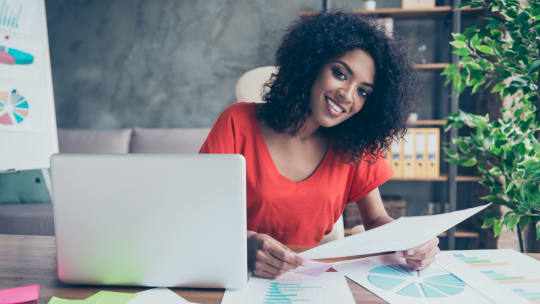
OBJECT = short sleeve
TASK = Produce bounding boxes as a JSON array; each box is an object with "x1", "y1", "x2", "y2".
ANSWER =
[
  {"x1": 199, "y1": 107, "x2": 237, "y2": 154},
  {"x1": 347, "y1": 156, "x2": 394, "y2": 203}
]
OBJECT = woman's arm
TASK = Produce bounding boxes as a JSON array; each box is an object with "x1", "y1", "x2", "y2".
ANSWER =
[
  {"x1": 355, "y1": 187, "x2": 393, "y2": 230},
  {"x1": 355, "y1": 187, "x2": 440, "y2": 270}
]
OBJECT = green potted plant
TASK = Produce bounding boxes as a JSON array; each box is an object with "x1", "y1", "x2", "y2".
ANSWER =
[{"x1": 441, "y1": 0, "x2": 540, "y2": 250}]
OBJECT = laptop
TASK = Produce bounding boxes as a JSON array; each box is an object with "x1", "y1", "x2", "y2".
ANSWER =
[{"x1": 50, "y1": 153, "x2": 247, "y2": 288}]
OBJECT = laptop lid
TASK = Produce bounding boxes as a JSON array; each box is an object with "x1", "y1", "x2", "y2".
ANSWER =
[{"x1": 50, "y1": 153, "x2": 247, "y2": 288}]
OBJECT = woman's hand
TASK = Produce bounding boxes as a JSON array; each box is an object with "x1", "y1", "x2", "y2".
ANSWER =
[
  {"x1": 399, "y1": 237, "x2": 440, "y2": 270},
  {"x1": 247, "y1": 231, "x2": 306, "y2": 279}
]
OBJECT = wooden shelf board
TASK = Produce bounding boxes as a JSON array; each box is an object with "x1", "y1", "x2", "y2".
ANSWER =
[
  {"x1": 439, "y1": 230, "x2": 480, "y2": 238},
  {"x1": 413, "y1": 63, "x2": 449, "y2": 70},
  {"x1": 407, "y1": 119, "x2": 446, "y2": 126},
  {"x1": 344, "y1": 228, "x2": 479, "y2": 238},
  {"x1": 390, "y1": 175, "x2": 481, "y2": 182},
  {"x1": 300, "y1": 6, "x2": 484, "y2": 19}
]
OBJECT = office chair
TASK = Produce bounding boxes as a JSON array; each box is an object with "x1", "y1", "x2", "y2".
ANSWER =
[{"x1": 235, "y1": 66, "x2": 345, "y2": 244}]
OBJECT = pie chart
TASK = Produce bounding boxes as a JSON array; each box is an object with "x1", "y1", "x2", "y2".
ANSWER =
[
  {"x1": 0, "y1": 45, "x2": 34, "y2": 65},
  {"x1": 0, "y1": 89, "x2": 29, "y2": 125},
  {"x1": 367, "y1": 264, "x2": 466, "y2": 298}
]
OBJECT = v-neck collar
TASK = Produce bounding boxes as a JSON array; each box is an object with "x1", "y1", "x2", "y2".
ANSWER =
[{"x1": 251, "y1": 104, "x2": 331, "y2": 186}]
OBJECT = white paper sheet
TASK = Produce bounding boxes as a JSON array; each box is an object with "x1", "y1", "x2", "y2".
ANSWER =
[
  {"x1": 221, "y1": 272, "x2": 355, "y2": 304},
  {"x1": 437, "y1": 249, "x2": 540, "y2": 304},
  {"x1": 333, "y1": 254, "x2": 492, "y2": 304},
  {"x1": 290, "y1": 259, "x2": 334, "y2": 276},
  {"x1": 128, "y1": 288, "x2": 195, "y2": 304},
  {"x1": 301, "y1": 204, "x2": 490, "y2": 259}
]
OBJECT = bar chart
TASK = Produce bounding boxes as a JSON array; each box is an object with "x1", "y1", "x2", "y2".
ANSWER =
[
  {"x1": 0, "y1": 0, "x2": 22, "y2": 30},
  {"x1": 438, "y1": 250, "x2": 540, "y2": 303},
  {"x1": 264, "y1": 281, "x2": 322, "y2": 303},
  {"x1": 0, "y1": 0, "x2": 35, "y2": 34}
]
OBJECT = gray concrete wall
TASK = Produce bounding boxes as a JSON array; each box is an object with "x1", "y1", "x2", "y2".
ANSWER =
[{"x1": 46, "y1": 0, "x2": 439, "y2": 129}]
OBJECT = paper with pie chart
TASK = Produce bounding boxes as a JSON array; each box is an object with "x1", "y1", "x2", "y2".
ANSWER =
[{"x1": 333, "y1": 254, "x2": 491, "y2": 304}]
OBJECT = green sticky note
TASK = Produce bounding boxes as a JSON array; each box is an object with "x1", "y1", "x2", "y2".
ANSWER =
[
  {"x1": 84, "y1": 291, "x2": 137, "y2": 304},
  {"x1": 48, "y1": 296, "x2": 85, "y2": 304}
]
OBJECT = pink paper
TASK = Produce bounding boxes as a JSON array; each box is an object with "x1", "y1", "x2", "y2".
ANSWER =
[
  {"x1": 291, "y1": 259, "x2": 333, "y2": 276},
  {"x1": 0, "y1": 284, "x2": 40, "y2": 304}
]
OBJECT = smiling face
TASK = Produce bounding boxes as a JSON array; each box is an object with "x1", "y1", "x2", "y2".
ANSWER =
[{"x1": 308, "y1": 48, "x2": 376, "y2": 129}]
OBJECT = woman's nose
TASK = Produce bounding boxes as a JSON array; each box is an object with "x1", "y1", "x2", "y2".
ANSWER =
[{"x1": 337, "y1": 86, "x2": 355, "y2": 103}]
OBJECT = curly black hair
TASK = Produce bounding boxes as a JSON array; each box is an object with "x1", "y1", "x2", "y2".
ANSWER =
[{"x1": 259, "y1": 11, "x2": 415, "y2": 164}]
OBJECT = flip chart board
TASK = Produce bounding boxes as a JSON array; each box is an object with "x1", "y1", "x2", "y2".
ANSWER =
[{"x1": 0, "y1": 0, "x2": 58, "y2": 172}]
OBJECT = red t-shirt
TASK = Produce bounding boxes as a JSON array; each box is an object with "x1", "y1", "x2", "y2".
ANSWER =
[{"x1": 199, "y1": 102, "x2": 393, "y2": 246}]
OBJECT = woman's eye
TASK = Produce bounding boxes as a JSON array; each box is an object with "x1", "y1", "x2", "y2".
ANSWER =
[
  {"x1": 332, "y1": 68, "x2": 346, "y2": 80},
  {"x1": 358, "y1": 88, "x2": 369, "y2": 98}
]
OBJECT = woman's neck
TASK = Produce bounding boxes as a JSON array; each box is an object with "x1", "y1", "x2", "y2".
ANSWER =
[{"x1": 297, "y1": 115, "x2": 320, "y2": 140}]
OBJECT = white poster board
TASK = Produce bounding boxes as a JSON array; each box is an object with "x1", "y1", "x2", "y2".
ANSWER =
[{"x1": 0, "y1": 0, "x2": 58, "y2": 172}]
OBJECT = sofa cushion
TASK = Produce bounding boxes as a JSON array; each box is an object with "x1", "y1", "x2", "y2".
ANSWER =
[
  {"x1": 0, "y1": 203, "x2": 54, "y2": 235},
  {"x1": 130, "y1": 127, "x2": 210, "y2": 153},
  {"x1": 58, "y1": 128, "x2": 132, "y2": 153}
]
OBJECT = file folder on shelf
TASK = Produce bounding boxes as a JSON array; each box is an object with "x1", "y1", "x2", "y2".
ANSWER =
[
  {"x1": 414, "y1": 128, "x2": 427, "y2": 177},
  {"x1": 426, "y1": 128, "x2": 440, "y2": 177},
  {"x1": 389, "y1": 139, "x2": 403, "y2": 178},
  {"x1": 402, "y1": 131, "x2": 414, "y2": 177}
]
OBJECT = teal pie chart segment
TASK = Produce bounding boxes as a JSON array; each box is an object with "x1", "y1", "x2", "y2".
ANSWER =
[
  {"x1": 367, "y1": 275, "x2": 406, "y2": 290},
  {"x1": 396, "y1": 282, "x2": 422, "y2": 297},
  {"x1": 367, "y1": 264, "x2": 465, "y2": 298}
]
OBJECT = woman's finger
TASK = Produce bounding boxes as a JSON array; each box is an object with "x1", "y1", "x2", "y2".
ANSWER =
[
  {"x1": 264, "y1": 239, "x2": 305, "y2": 269},
  {"x1": 403, "y1": 237, "x2": 439, "y2": 259},
  {"x1": 257, "y1": 246, "x2": 297, "y2": 272}
]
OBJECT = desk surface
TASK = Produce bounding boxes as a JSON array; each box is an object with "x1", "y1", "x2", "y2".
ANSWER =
[{"x1": 1, "y1": 234, "x2": 539, "y2": 304}]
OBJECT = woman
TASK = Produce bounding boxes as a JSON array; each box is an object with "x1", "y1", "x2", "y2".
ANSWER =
[{"x1": 200, "y1": 11, "x2": 439, "y2": 279}]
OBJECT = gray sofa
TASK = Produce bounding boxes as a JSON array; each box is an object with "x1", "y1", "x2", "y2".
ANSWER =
[{"x1": 0, "y1": 127, "x2": 210, "y2": 236}]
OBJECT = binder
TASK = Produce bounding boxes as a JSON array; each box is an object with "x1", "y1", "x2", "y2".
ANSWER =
[
  {"x1": 402, "y1": 131, "x2": 415, "y2": 177},
  {"x1": 426, "y1": 128, "x2": 440, "y2": 177},
  {"x1": 389, "y1": 139, "x2": 403, "y2": 178},
  {"x1": 414, "y1": 128, "x2": 427, "y2": 178}
]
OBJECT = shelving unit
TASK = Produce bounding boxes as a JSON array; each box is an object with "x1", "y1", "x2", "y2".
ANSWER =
[
  {"x1": 302, "y1": 2, "x2": 483, "y2": 249},
  {"x1": 390, "y1": 175, "x2": 480, "y2": 182},
  {"x1": 299, "y1": 6, "x2": 483, "y2": 19}
]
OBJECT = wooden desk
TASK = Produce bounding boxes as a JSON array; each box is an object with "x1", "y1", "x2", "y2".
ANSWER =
[{"x1": 1, "y1": 234, "x2": 539, "y2": 304}]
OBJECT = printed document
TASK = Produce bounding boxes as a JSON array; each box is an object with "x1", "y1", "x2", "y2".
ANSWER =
[
  {"x1": 301, "y1": 204, "x2": 490, "y2": 259},
  {"x1": 221, "y1": 272, "x2": 355, "y2": 304}
]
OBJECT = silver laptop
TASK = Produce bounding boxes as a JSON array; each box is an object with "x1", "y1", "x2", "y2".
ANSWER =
[{"x1": 50, "y1": 153, "x2": 247, "y2": 288}]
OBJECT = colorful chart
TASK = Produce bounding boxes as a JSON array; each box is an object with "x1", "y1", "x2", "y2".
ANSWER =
[
  {"x1": 264, "y1": 281, "x2": 322, "y2": 303},
  {"x1": 0, "y1": 0, "x2": 23, "y2": 30},
  {"x1": 0, "y1": 45, "x2": 34, "y2": 65},
  {"x1": 0, "y1": 89, "x2": 29, "y2": 125},
  {"x1": 367, "y1": 264, "x2": 465, "y2": 298},
  {"x1": 439, "y1": 250, "x2": 540, "y2": 303}
]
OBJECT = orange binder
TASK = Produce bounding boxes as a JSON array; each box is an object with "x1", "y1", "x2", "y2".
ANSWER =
[
  {"x1": 414, "y1": 128, "x2": 427, "y2": 178},
  {"x1": 403, "y1": 131, "x2": 415, "y2": 178},
  {"x1": 426, "y1": 128, "x2": 440, "y2": 177}
]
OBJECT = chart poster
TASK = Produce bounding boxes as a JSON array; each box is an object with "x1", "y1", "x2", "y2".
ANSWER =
[{"x1": 0, "y1": 0, "x2": 57, "y2": 171}]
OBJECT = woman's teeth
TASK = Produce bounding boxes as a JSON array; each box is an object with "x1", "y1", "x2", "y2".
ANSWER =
[{"x1": 327, "y1": 97, "x2": 343, "y2": 113}]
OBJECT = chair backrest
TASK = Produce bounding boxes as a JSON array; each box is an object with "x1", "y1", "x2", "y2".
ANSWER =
[{"x1": 235, "y1": 66, "x2": 277, "y2": 102}]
